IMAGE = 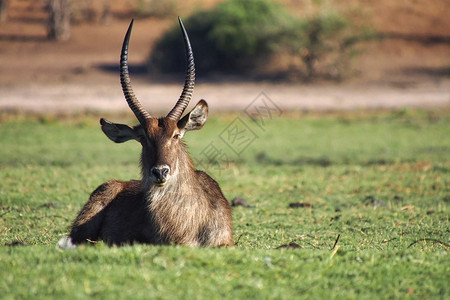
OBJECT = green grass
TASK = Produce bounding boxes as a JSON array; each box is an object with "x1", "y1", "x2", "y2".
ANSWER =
[{"x1": 1, "y1": 109, "x2": 449, "y2": 299}]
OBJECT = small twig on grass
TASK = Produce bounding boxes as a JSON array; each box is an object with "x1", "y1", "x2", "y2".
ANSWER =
[
  {"x1": 381, "y1": 237, "x2": 398, "y2": 244},
  {"x1": 407, "y1": 238, "x2": 449, "y2": 249},
  {"x1": 331, "y1": 234, "x2": 341, "y2": 251},
  {"x1": 330, "y1": 234, "x2": 341, "y2": 258},
  {"x1": 5, "y1": 240, "x2": 25, "y2": 247},
  {"x1": 234, "y1": 232, "x2": 247, "y2": 247},
  {"x1": 276, "y1": 242, "x2": 302, "y2": 249}
]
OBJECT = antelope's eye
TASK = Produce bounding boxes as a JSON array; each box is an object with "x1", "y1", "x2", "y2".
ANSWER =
[{"x1": 173, "y1": 133, "x2": 181, "y2": 140}]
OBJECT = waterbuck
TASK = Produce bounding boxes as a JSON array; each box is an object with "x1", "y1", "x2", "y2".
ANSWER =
[{"x1": 58, "y1": 18, "x2": 233, "y2": 249}]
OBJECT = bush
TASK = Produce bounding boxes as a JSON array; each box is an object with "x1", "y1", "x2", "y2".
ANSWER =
[
  {"x1": 294, "y1": 12, "x2": 354, "y2": 79},
  {"x1": 148, "y1": 0, "x2": 296, "y2": 74},
  {"x1": 148, "y1": 0, "x2": 369, "y2": 80}
]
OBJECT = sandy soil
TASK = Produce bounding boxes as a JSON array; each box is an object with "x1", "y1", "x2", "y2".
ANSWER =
[
  {"x1": 1, "y1": 78, "x2": 449, "y2": 115},
  {"x1": 0, "y1": 1, "x2": 449, "y2": 115}
]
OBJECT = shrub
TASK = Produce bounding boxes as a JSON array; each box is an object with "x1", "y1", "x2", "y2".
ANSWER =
[
  {"x1": 148, "y1": 0, "x2": 297, "y2": 74},
  {"x1": 148, "y1": 0, "x2": 370, "y2": 80},
  {"x1": 293, "y1": 12, "x2": 354, "y2": 79}
]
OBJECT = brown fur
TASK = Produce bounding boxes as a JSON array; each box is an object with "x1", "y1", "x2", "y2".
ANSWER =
[
  {"x1": 66, "y1": 19, "x2": 232, "y2": 248},
  {"x1": 68, "y1": 115, "x2": 233, "y2": 247}
]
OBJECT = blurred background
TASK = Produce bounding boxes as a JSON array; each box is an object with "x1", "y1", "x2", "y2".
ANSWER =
[{"x1": 0, "y1": 0, "x2": 449, "y2": 114}]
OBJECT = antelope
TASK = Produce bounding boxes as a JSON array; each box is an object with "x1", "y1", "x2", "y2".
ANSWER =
[{"x1": 58, "y1": 18, "x2": 233, "y2": 249}]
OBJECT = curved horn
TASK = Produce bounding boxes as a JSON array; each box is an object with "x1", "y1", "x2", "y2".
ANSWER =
[
  {"x1": 120, "y1": 19, "x2": 151, "y2": 126},
  {"x1": 166, "y1": 17, "x2": 195, "y2": 121}
]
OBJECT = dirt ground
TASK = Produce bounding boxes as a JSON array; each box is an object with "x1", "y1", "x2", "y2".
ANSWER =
[{"x1": 0, "y1": 0, "x2": 449, "y2": 115}]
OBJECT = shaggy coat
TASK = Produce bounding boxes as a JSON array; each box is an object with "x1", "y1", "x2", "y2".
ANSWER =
[{"x1": 60, "y1": 18, "x2": 233, "y2": 248}]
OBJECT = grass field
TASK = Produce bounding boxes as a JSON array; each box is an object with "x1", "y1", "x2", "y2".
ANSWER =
[{"x1": 0, "y1": 108, "x2": 449, "y2": 299}]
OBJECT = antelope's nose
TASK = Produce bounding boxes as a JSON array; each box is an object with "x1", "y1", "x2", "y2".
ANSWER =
[{"x1": 151, "y1": 165, "x2": 170, "y2": 184}]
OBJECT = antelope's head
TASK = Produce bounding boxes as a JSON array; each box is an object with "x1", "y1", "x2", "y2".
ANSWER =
[{"x1": 100, "y1": 18, "x2": 207, "y2": 187}]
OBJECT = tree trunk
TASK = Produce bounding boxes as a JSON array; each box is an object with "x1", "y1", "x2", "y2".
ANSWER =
[
  {"x1": 0, "y1": 0, "x2": 9, "y2": 23},
  {"x1": 48, "y1": 0, "x2": 71, "y2": 41}
]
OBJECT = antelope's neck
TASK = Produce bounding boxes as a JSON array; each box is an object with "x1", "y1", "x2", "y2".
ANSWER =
[
  {"x1": 145, "y1": 167, "x2": 209, "y2": 245},
  {"x1": 144, "y1": 164, "x2": 199, "y2": 203}
]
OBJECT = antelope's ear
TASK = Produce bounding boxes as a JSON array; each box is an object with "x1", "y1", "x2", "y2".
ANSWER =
[
  {"x1": 177, "y1": 100, "x2": 208, "y2": 136},
  {"x1": 100, "y1": 118, "x2": 143, "y2": 143}
]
